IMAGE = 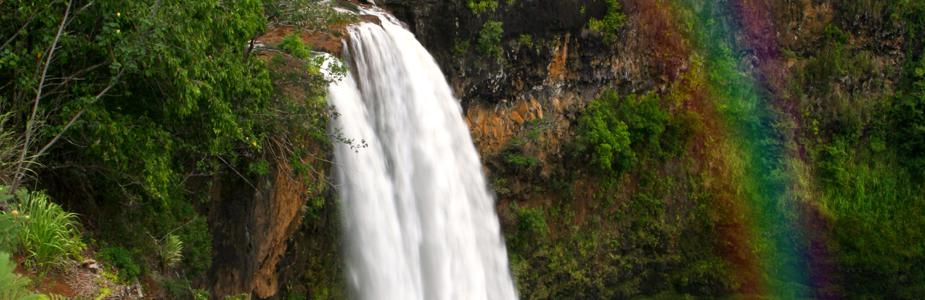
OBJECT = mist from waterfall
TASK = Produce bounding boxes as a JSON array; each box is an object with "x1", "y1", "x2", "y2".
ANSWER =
[{"x1": 326, "y1": 10, "x2": 518, "y2": 300}]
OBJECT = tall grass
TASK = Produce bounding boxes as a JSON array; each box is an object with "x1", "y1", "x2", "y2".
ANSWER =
[{"x1": 9, "y1": 191, "x2": 85, "y2": 271}]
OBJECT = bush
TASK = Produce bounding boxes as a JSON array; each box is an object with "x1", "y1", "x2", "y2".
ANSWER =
[
  {"x1": 179, "y1": 216, "x2": 212, "y2": 276},
  {"x1": 576, "y1": 91, "x2": 670, "y2": 174},
  {"x1": 505, "y1": 153, "x2": 541, "y2": 170},
  {"x1": 477, "y1": 21, "x2": 504, "y2": 58},
  {"x1": 514, "y1": 205, "x2": 547, "y2": 240},
  {"x1": 0, "y1": 252, "x2": 40, "y2": 300},
  {"x1": 467, "y1": 0, "x2": 499, "y2": 15},
  {"x1": 802, "y1": 25, "x2": 855, "y2": 95},
  {"x1": 0, "y1": 187, "x2": 23, "y2": 252},
  {"x1": 588, "y1": 0, "x2": 626, "y2": 43},
  {"x1": 99, "y1": 246, "x2": 142, "y2": 281},
  {"x1": 576, "y1": 92, "x2": 632, "y2": 173},
  {"x1": 280, "y1": 33, "x2": 312, "y2": 60},
  {"x1": 264, "y1": 0, "x2": 356, "y2": 27},
  {"x1": 892, "y1": 57, "x2": 925, "y2": 178},
  {"x1": 9, "y1": 190, "x2": 84, "y2": 271}
]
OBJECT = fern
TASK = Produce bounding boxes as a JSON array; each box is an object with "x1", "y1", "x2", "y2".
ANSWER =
[
  {"x1": 0, "y1": 252, "x2": 41, "y2": 300},
  {"x1": 158, "y1": 234, "x2": 183, "y2": 270}
]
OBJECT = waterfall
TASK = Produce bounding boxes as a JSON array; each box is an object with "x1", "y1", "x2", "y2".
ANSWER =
[{"x1": 326, "y1": 10, "x2": 518, "y2": 300}]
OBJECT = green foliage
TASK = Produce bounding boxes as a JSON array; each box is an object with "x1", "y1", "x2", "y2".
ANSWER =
[
  {"x1": 508, "y1": 173, "x2": 733, "y2": 299},
  {"x1": 8, "y1": 190, "x2": 84, "y2": 271},
  {"x1": 801, "y1": 24, "x2": 874, "y2": 97},
  {"x1": 452, "y1": 39, "x2": 471, "y2": 59},
  {"x1": 264, "y1": 0, "x2": 356, "y2": 27},
  {"x1": 798, "y1": 8, "x2": 925, "y2": 295},
  {"x1": 157, "y1": 234, "x2": 183, "y2": 270},
  {"x1": 165, "y1": 277, "x2": 199, "y2": 299},
  {"x1": 814, "y1": 142, "x2": 925, "y2": 298},
  {"x1": 576, "y1": 92, "x2": 632, "y2": 173},
  {"x1": 193, "y1": 289, "x2": 210, "y2": 300},
  {"x1": 897, "y1": 0, "x2": 925, "y2": 58},
  {"x1": 224, "y1": 294, "x2": 252, "y2": 300},
  {"x1": 504, "y1": 153, "x2": 541, "y2": 171},
  {"x1": 99, "y1": 246, "x2": 142, "y2": 281},
  {"x1": 477, "y1": 21, "x2": 504, "y2": 58},
  {"x1": 509, "y1": 204, "x2": 547, "y2": 252},
  {"x1": 467, "y1": 0, "x2": 499, "y2": 15},
  {"x1": 496, "y1": 137, "x2": 542, "y2": 178},
  {"x1": 515, "y1": 34, "x2": 534, "y2": 49},
  {"x1": 588, "y1": 0, "x2": 626, "y2": 44},
  {"x1": 0, "y1": 0, "x2": 294, "y2": 284},
  {"x1": 577, "y1": 91, "x2": 672, "y2": 174},
  {"x1": 892, "y1": 57, "x2": 925, "y2": 178},
  {"x1": 178, "y1": 216, "x2": 212, "y2": 276},
  {"x1": 0, "y1": 188, "x2": 22, "y2": 253},
  {"x1": 0, "y1": 252, "x2": 41, "y2": 300},
  {"x1": 0, "y1": 113, "x2": 19, "y2": 186},
  {"x1": 280, "y1": 33, "x2": 312, "y2": 60}
]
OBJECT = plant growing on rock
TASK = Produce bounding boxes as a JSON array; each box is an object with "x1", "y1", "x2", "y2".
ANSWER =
[
  {"x1": 478, "y1": 21, "x2": 505, "y2": 59},
  {"x1": 577, "y1": 91, "x2": 671, "y2": 174},
  {"x1": 576, "y1": 91, "x2": 633, "y2": 173},
  {"x1": 280, "y1": 32, "x2": 312, "y2": 60},
  {"x1": 467, "y1": 0, "x2": 499, "y2": 16},
  {"x1": 588, "y1": 0, "x2": 626, "y2": 44}
]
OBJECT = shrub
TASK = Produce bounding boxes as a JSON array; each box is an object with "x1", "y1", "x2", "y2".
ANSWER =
[
  {"x1": 477, "y1": 21, "x2": 504, "y2": 58},
  {"x1": 0, "y1": 215, "x2": 17, "y2": 254},
  {"x1": 516, "y1": 34, "x2": 534, "y2": 49},
  {"x1": 509, "y1": 203, "x2": 548, "y2": 252},
  {"x1": 264, "y1": 0, "x2": 356, "y2": 27},
  {"x1": 467, "y1": 0, "x2": 499, "y2": 15},
  {"x1": 504, "y1": 153, "x2": 541, "y2": 171},
  {"x1": 577, "y1": 91, "x2": 673, "y2": 174},
  {"x1": 179, "y1": 216, "x2": 212, "y2": 276},
  {"x1": 99, "y1": 246, "x2": 142, "y2": 281},
  {"x1": 892, "y1": 57, "x2": 925, "y2": 178},
  {"x1": 0, "y1": 187, "x2": 23, "y2": 252},
  {"x1": 588, "y1": 0, "x2": 626, "y2": 43},
  {"x1": 280, "y1": 33, "x2": 312, "y2": 60},
  {"x1": 165, "y1": 277, "x2": 198, "y2": 299},
  {"x1": 10, "y1": 190, "x2": 84, "y2": 271},
  {"x1": 0, "y1": 252, "x2": 40, "y2": 300}
]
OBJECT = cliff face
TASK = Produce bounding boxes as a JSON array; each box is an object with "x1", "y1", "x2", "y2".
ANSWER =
[
  {"x1": 380, "y1": 0, "x2": 905, "y2": 157},
  {"x1": 208, "y1": 156, "x2": 311, "y2": 298},
  {"x1": 377, "y1": 0, "x2": 913, "y2": 298},
  {"x1": 207, "y1": 50, "x2": 342, "y2": 299},
  {"x1": 208, "y1": 0, "x2": 917, "y2": 297}
]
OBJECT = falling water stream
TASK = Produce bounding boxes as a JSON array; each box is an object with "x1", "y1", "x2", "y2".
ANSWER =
[{"x1": 326, "y1": 8, "x2": 518, "y2": 300}]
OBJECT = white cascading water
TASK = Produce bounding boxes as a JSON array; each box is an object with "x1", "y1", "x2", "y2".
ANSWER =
[{"x1": 326, "y1": 9, "x2": 518, "y2": 300}]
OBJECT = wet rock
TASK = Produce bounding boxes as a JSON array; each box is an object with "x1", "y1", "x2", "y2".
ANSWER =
[{"x1": 80, "y1": 259, "x2": 100, "y2": 273}]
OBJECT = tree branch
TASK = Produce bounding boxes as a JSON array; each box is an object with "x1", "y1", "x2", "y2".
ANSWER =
[
  {"x1": 31, "y1": 68, "x2": 124, "y2": 162},
  {"x1": 12, "y1": 0, "x2": 73, "y2": 192}
]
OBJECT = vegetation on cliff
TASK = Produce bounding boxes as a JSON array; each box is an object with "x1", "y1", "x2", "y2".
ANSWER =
[{"x1": 451, "y1": 0, "x2": 925, "y2": 298}]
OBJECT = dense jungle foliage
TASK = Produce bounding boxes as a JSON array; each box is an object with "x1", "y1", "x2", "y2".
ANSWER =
[{"x1": 0, "y1": 0, "x2": 341, "y2": 297}]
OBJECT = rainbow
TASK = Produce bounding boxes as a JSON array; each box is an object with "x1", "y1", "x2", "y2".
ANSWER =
[{"x1": 624, "y1": 0, "x2": 826, "y2": 297}]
